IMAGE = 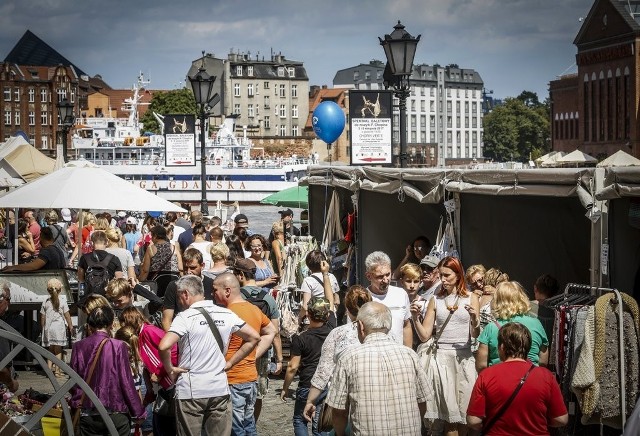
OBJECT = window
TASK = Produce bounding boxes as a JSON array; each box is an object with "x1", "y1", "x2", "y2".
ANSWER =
[
  {"x1": 28, "y1": 88, "x2": 35, "y2": 102},
  {"x1": 279, "y1": 84, "x2": 286, "y2": 98},
  {"x1": 288, "y1": 67, "x2": 295, "y2": 78},
  {"x1": 40, "y1": 88, "x2": 47, "y2": 102},
  {"x1": 14, "y1": 88, "x2": 20, "y2": 102},
  {"x1": 420, "y1": 115, "x2": 426, "y2": 128},
  {"x1": 411, "y1": 115, "x2": 416, "y2": 128},
  {"x1": 292, "y1": 125, "x2": 299, "y2": 136},
  {"x1": 264, "y1": 96, "x2": 270, "y2": 108},
  {"x1": 430, "y1": 87, "x2": 435, "y2": 97},
  {"x1": 248, "y1": 84, "x2": 254, "y2": 97},
  {"x1": 236, "y1": 65, "x2": 243, "y2": 76},
  {"x1": 472, "y1": 117, "x2": 477, "y2": 128},
  {"x1": 447, "y1": 116, "x2": 452, "y2": 128},
  {"x1": 465, "y1": 117, "x2": 469, "y2": 128},
  {"x1": 365, "y1": 71, "x2": 371, "y2": 80},
  {"x1": 70, "y1": 89, "x2": 75, "y2": 103},
  {"x1": 264, "y1": 82, "x2": 269, "y2": 89},
  {"x1": 421, "y1": 100, "x2": 426, "y2": 112},
  {"x1": 411, "y1": 100, "x2": 416, "y2": 111},
  {"x1": 4, "y1": 111, "x2": 10, "y2": 125},
  {"x1": 29, "y1": 111, "x2": 35, "y2": 126},
  {"x1": 278, "y1": 67, "x2": 285, "y2": 77},
  {"x1": 430, "y1": 115, "x2": 435, "y2": 127},
  {"x1": 447, "y1": 101, "x2": 452, "y2": 112},
  {"x1": 264, "y1": 115, "x2": 270, "y2": 128},
  {"x1": 456, "y1": 89, "x2": 460, "y2": 98},
  {"x1": 279, "y1": 105, "x2": 286, "y2": 118},
  {"x1": 248, "y1": 104, "x2": 254, "y2": 117},
  {"x1": 472, "y1": 102, "x2": 477, "y2": 113},
  {"x1": 430, "y1": 101, "x2": 435, "y2": 112},
  {"x1": 291, "y1": 85, "x2": 297, "y2": 98},
  {"x1": 291, "y1": 105, "x2": 298, "y2": 118},
  {"x1": 279, "y1": 125, "x2": 287, "y2": 136},
  {"x1": 233, "y1": 104, "x2": 241, "y2": 115},
  {"x1": 354, "y1": 71, "x2": 360, "y2": 81},
  {"x1": 3, "y1": 87, "x2": 10, "y2": 101},
  {"x1": 247, "y1": 66, "x2": 254, "y2": 76},
  {"x1": 57, "y1": 88, "x2": 66, "y2": 101},
  {"x1": 377, "y1": 71, "x2": 382, "y2": 79},
  {"x1": 465, "y1": 102, "x2": 469, "y2": 113},
  {"x1": 234, "y1": 83, "x2": 241, "y2": 97}
]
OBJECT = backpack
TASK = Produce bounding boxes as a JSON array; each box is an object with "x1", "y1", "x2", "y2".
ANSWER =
[
  {"x1": 84, "y1": 252, "x2": 114, "y2": 296},
  {"x1": 240, "y1": 288, "x2": 271, "y2": 317}
]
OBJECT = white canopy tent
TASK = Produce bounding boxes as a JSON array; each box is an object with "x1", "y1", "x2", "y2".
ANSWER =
[
  {"x1": 536, "y1": 151, "x2": 566, "y2": 167},
  {"x1": 0, "y1": 160, "x2": 185, "y2": 212},
  {"x1": 557, "y1": 149, "x2": 598, "y2": 166},
  {"x1": 596, "y1": 150, "x2": 640, "y2": 168}
]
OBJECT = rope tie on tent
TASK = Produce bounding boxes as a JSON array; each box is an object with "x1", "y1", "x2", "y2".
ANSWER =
[
  {"x1": 322, "y1": 169, "x2": 331, "y2": 232},
  {"x1": 397, "y1": 174, "x2": 406, "y2": 203}
]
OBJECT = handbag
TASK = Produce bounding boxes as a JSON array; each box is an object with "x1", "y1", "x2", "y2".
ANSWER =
[
  {"x1": 417, "y1": 296, "x2": 459, "y2": 368},
  {"x1": 64, "y1": 338, "x2": 108, "y2": 435},
  {"x1": 481, "y1": 363, "x2": 536, "y2": 435},
  {"x1": 317, "y1": 401, "x2": 333, "y2": 432},
  {"x1": 153, "y1": 386, "x2": 176, "y2": 417}
]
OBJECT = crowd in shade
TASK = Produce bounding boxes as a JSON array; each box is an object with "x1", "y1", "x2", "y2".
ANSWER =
[{"x1": 0, "y1": 208, "x2": 571, "y2": 436}]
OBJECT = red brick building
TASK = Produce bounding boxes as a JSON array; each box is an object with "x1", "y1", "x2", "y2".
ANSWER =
[{"x1": 549, "y1": 0, "x2": 640, "y2": 160}]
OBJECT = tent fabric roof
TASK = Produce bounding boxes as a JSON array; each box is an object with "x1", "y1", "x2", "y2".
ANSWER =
[
  {"x1": 0, "y1": 136, "x2": 55, "y2": 182},
  {"x1": 305, "y1": 165, "x2": 595, "y2": 203},
  {"x1": 596, "y1": 149, "x2": 640, "y2": 167},
  {"x1": 557, "y1": 149, "x2": 598, "y2": 164},
  {"x1": 596, "y1": 167, "x2": 640, "y2": 200}
]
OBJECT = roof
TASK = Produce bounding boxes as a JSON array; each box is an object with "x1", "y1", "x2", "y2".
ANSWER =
[
  {"x1": 4, "y1": 30, "x2": 88, "y2": 77},
  {"x1": 333, "y1": 62, "x2": 483, "y2": 87}
]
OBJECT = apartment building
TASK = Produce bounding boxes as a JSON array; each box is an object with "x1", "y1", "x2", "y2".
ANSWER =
[{"x1": 333, "y1": 60, "x2": 485, "y2": 164}]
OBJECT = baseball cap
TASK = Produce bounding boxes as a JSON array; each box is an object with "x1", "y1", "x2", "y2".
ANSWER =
[
  {"x1": 420, "y1": 255, "x2": 439, "y2": 269},
  {"x1": 278, "y1": 208, "x2": 294, "y2": 217},
  {"x1": 233, "y1": 258, "x2": 257, "y2": 274},
  {"x1": 234, "y1": 214, "x2": 249, "y2": 226},
  {"x1": 126, "y1": 217, "x2": 137, "y2": 225},
  {"x1": 307, "y1": 297, "x2": 331, "y2": 322},
  {"x1": 60, "y1": 208, "x2": 71, "y2": 222},
  {"x1": 117, "y1": 211, "x2": 127, "y2": 218}
]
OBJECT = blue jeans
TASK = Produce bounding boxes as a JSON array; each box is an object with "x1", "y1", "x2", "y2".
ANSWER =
[
  {"x1": 229, "y1": 381, "x2": 258, "y2": 436},
  {"x1": 293, "y1": 387, "x2": 330, "y2": 436}
]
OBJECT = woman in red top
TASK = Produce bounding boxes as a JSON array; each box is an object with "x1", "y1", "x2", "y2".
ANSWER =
[{"x1": 467, "y1": 322, "x2": 568, "y2": 435}]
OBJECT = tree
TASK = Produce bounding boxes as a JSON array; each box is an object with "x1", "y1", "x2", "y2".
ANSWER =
[
  {"x1": 483, "y1": 92, "x2": 550, "y2": 162},
  {"x1": 139, "y1": 88, "x2": 197, "y2": 133}
]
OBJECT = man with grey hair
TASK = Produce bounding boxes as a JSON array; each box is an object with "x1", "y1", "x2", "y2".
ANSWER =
[
  {"x1": 326, "y1": 302, "x2": 429, "y2": 435},
  {"x1": 159, "y1": 275, "x2": 261, "y2": 436},
  {"x1": 0, "y1": 281, "x2": 17, "y2": 392},
  {"x1": 364, "y1": 251, "x2": 412, "y2": 347}
]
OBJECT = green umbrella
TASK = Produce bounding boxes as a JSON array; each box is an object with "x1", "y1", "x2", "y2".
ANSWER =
[{"x1": 260, "y1": 185, "x2": 308, "y2": 208}]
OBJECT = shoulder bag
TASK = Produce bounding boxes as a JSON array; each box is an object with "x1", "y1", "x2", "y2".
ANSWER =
[
  {"x1": 481, "y1": 363, "x2": 536, "y2": 435},
  {"x1": 195, "y1": 307, "x2": 224, "y2": 353},
  {"x1": 417, "y1": 295, "x2": 459, "y2": 368}
]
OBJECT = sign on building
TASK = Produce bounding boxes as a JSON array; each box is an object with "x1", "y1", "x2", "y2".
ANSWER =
[
  {"x1": 349, "y1": 90, "x2": 393, "y2": 165},
  {"x1": 165, "y1": 114, "x2": 196, "y2": 166}
]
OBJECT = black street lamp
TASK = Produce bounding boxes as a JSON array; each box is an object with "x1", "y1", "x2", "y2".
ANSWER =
[
  {"x1": 380, "y1": 21, "x2": 420, "y2": 168},
  {"x1": 56, "y1": 98, "x2": 74, "y2": 163},
  {"x1": 188, "y1": 52, "x2": 217, "y2": 215}
]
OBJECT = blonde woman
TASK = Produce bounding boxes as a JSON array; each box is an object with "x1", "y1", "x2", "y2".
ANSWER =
[
  {"x1": 40, "y1": 278, "x2": 73, "y2": 376},
  {"x1": 465, "y1": 264, "x2": 486, "y2": 295},
  {"x1": 105, "y1": 227, "x2": 136, "y2": 283},
  {"x1": 475, "y1": 281, "x2": 549, "y2": 373},
  {"x1": 204, "y1": 242, "x2": 230, "y2": 279}
]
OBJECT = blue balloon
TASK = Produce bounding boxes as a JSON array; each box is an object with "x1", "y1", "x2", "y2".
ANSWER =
[{"x1": 312, "y1": 101, "x2": 345, "y2": 144}]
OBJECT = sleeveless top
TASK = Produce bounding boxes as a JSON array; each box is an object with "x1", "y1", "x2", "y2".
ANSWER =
[
  {"x1": 149, "y1": 241, "x2": 178, "y2": 273},
  {"x1": 253, "y1": 259, "x2": 275, "y2": 290},
  {"x1": 433, "y1": 294, "x2": 472, "y2": 350}
]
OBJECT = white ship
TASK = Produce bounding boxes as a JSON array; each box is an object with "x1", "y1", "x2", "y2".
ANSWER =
[{"x1": 71, "y1": 75, "x2": 308, "y2": 203}]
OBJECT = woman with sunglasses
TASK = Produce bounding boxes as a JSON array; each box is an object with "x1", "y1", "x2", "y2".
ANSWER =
[
  {"x1": 245, "y1": 234, "x2": 278, "y2": 290},
  {"x1": 392, "y1": 235, "x2": 431, "y2": 279}
]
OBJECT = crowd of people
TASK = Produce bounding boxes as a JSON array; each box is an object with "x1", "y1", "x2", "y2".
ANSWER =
[{"x1": 0, "y1": 208, "x2": 573, "y2": 436}]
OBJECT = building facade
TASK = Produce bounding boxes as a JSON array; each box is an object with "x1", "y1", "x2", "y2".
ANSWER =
[
  {"x1": 549, "y1": 0, "x2": 640, "y2": 159},
  {"x1": 0, "y1": 63, "x2": 79, "y2": 153},
  {"x1": 333, "y1": 60, "x2": 485, "y2": 165}
]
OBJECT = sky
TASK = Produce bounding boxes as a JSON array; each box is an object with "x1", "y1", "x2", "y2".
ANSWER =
[{"x1": 0, "y1": 0, "x2": 594, "y2": 100}]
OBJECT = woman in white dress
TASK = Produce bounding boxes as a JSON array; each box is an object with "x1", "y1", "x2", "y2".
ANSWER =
[
  {"x1": 40, "y1": 278, "x2": 73, "y2": 377},
  {"x1": 188, "y1": 224, "x2": 213, "y2": 270},
  {"x1": 412, "y1": 256, "x2": 480, "y2": 436}
]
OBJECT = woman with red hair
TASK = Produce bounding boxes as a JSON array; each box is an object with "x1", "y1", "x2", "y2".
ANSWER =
[{"x1": 411, "y1": 256, "x2": 480, "y2": 436}]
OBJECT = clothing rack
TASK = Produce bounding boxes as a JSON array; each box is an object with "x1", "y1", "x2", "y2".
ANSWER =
[{"x1": 554, "y1": 283, "x2": 628, "y2": 431}]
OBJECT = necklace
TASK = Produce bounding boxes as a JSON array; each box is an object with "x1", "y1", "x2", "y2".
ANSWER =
[{"x1": 444, "y1": 294, "x2": 460, "y2": 313}]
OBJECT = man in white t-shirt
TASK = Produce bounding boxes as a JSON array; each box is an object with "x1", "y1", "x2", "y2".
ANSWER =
[
  {"x1": 364, "y1": 251, "x2": 412, "y2": 347},
  {"x1": 159, "y1": 275, "x2": 260, "y2": 436}
]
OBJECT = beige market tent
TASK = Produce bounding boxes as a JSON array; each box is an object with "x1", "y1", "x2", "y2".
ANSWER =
[
  {"x1": 536, "y1": 151, "x2": 566, "y2": 167},
  {"x1": 596, "y1": 150, "x2": 640, "y2": 168},
  {"x1": 557, "y1": 149, "x2": 598, "y2": 166},
  {"x1": 0, "y1": 136, "x2": 55, "y2": 182}
]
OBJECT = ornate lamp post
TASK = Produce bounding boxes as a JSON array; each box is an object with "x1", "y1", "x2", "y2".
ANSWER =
[
  {"x1": 380, "y1": 21, "x2": 420, "y2": 168},
  {"x1": 188, "y1": 52, "x2": 217, "y2": 215},
  {"x1": 56, "y1": 99, "x2": 74, "y2": 163}
]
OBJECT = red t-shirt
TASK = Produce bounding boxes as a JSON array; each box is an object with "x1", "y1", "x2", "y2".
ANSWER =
[{"x1": 467, "y1": 360, "x2": 567, "y2": 436}]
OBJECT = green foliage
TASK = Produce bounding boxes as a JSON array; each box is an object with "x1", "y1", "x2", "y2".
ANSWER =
[
  {"x1": 483, "y1": 91, "x2": 550, "y2": 162},
  {"x1": 139, "y1": 88, "x2": 197, "y2": 134}
]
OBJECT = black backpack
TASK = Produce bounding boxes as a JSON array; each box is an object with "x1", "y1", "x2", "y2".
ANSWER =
[
  {"x1": 85, "y1": 252, "x2": 114, "y2": 296},
  {"x1": 240, "y1": 288, "x2": 271, "y2": 317}
]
